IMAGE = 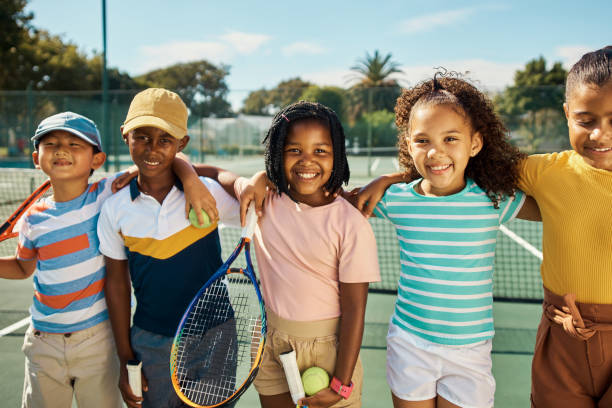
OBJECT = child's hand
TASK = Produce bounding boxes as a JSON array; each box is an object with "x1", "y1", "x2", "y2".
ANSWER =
[
  {"x1": 183, "y1": 177, "x2": 219, "y2": 225},
  {"x1": 297, "y1": 388, "x2": 342, "y2": 408},
  {"x1": 119, "y1": 364, "x2": 148, "y2": 407},
  {"x1": 111, "y1": 165, "x2": 139, "y2": 193},
  {"x1": 239, "y1": 171, "x2": 268, "y2": 226},
  {"x1": 355, "y1": 173, "x2": 404, "y2": 217}
]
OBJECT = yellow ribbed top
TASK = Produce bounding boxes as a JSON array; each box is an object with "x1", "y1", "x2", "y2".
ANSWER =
[{"x1": 519, "y1": 150, "x2": 612, "y2": 303}]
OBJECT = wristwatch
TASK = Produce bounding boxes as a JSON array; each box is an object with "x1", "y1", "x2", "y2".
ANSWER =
[{"x1": 330, "y1": 376, "x2": 354, "y2": 399}]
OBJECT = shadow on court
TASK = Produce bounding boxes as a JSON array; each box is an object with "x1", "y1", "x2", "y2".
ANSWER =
[{"x1": 1, "y1": 274, "x2": 541, "y2": 407}]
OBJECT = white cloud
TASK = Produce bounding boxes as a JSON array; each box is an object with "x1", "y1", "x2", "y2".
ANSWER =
[
  {"x1": 555, "y1": 45, "x2": 592, "y2": 68},
  {"x1": 301, "y1": 59, "x2": 520, "y2": 91},
  {"x1": 398, "y1": 8, "x2": 476, "y2": 33},
  {"x1": 220, "y1": 31, "x2": 272, "y2": 54},
  {"x1": 396, "y1": 59, "x2": 521, "y2": 91},
  {"x1": 398, "y1": 4, "x2": 508, "y2": 34},
  {"x1": 282, "y1": 42, "x2": 327, "y2": 57},
  {"x1": 134, "y1": 30, "x2": 271, "y2": 74},
  {"x1": 138, "y1": 41, "x2": 231, "y2": 73},
  {"x1": 301, "y1": 69, "x2": 354, "y2": 87}
]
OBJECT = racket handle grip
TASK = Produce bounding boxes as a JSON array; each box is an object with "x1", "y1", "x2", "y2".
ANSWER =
[
  {"x1": 279, "y1": 350, "x2": 305, "y2": 404},
  {"x1": 126, "y1": 360, "x2": 142, "y2": 398},
  {"x1": 241, "y1": 202, "x2": 258, "y2": 239}
]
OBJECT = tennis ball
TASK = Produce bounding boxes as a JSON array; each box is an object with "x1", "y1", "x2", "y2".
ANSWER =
[
  {"x1": 189, "y1": 208, "x2": 211, "y2": 228},
  {"x1": 301, "y1": 366, "x2": 330, "y2": 396}
]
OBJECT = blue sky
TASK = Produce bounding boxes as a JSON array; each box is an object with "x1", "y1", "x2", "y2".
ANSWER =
[{"x1": 27, "y1": 0, "x2": 612, "y2": 107}]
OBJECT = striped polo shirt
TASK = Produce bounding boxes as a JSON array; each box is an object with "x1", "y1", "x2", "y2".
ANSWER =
[
  {"x1": 373, "y1": 179, "x2": 525, "y2": 345},
  {"x1": 97, "y1": 177, "x2": 240, "y2": 337},
  {"x1": 16, "y1": 176, "x2": 118, "y2": 333}
]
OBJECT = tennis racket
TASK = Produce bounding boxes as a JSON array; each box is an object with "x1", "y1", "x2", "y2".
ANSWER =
[
  {"x1": 0, "y1": 179, "x2": 51, "y2": 243},
  {"x1": 170, "y1": 203, "x2": 266, "y2": 407}
]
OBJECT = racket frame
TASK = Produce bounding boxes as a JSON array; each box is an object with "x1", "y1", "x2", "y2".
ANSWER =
[
  {"x1": 0, "y1": 179, "x2": 51, "y2": 241},
  {"x1": 170, "y1": 235, "x2": 266, "y2": 408}
]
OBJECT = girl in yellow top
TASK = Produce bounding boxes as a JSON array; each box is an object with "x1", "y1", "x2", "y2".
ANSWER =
[{"x1": 518, "y1": 46, "x2": 612, "y2": 407}]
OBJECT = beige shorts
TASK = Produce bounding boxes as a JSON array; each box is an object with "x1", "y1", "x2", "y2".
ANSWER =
[
  {"x1": 254, "y1": 308, "x2": 363, "y2": 407},
  {"x1": 21, "y1": 320, "x2": 122, "y2": 408}
]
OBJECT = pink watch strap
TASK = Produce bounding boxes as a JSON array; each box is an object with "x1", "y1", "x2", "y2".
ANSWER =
[{"x1": 330, "y1": 376, "x2": 354, "y2": 399}]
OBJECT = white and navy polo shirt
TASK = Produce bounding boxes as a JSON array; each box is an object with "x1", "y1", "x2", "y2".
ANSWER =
[{"x1": 97, "y1": 177, "x2": 240, "y2": 336}]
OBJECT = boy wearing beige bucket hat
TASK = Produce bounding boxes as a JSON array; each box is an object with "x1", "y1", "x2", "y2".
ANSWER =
[{"x1": 98, "y1": 88, "x2": 241, "y2": 407}]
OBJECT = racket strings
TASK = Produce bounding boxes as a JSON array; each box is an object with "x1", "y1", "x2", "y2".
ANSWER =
[{"x1": 172, "y1": 271, "x2": 265, "y2": 406}]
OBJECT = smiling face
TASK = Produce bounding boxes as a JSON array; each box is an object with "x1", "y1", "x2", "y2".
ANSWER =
[
  {"x1": 123, "y1": 126, "x2": 188, "y2": 178},
  {"x1": 282, "y1": 120, "x2": 334, "y2": 206},
  {"x1": 564, "y1": 81, "x2": 612, "y2": 171},
  {"x1": 407, "y1": 104, "x2": 483, "y2": 196},
  {"x1": 33, "y1": 130, "x2": 105, "y2": 182}
]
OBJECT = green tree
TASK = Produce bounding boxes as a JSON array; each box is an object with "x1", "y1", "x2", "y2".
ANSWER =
[
  {"x1": 495, "y1": 56, "x2": 569, "y2": 152},
  {"x1": 347, "y1": 109, "x2": 396, "y2": 148},
  {"x1": 347, "y1": 50, "x2": 402, "y2": 123},
  {"x1": 300, "y1": 85, "x2": 346, "y2": 121},
  {"x1": 241, "y1": 78, "x2": 312, "y2": 115},
  {"x1": 137, "y1": 60, "x2": 233, "y2": 120},
  {"x1": 350, "y1": 50, "x2": 403, "y2": 86},
  {"x1": 0, "y1": 0, "x2": 34, "y2": 89}
]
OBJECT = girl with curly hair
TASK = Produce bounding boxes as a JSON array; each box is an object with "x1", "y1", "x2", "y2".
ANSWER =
[{"x1": 351, "y1": 74, "x2": 540, "y2": 408}]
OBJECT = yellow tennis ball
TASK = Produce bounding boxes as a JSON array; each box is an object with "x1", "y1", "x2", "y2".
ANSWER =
[
  {"x1": 301, "y1": 366, "x2": 330, "y2": 396},
  {"x1": 189, "y1": 208, "x2": 211, "y2": 228}
]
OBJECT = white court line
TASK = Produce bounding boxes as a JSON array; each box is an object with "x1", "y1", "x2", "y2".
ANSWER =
[
  {"x1": 0, "y1": 316, "x2": 30, "y2": 338},
  {"x1": 370, "y1": 158, "x2": 380, "y2": 173},
  {"x1": 499, "y1": 225, "x2": 543, "y2": 261}
]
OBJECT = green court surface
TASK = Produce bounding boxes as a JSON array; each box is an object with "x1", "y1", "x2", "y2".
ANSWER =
[
  {"x1": 1, "y1": 278, "x2": 540, "y2": 407},
  {"x1": 0, "y1": 162, "x2": 544, "y2": 407}
]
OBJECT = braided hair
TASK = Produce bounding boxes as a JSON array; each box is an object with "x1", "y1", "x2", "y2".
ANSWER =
[
  {"x1": 263, "y1": 101, "x2": 350, "y2": 200},
  {"x1": 395, "y1": 72, "x2": 525, "y2": 208}
]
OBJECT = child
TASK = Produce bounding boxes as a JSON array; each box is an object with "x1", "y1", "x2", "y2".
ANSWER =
[
  {"x1": 351, "y1": 75, "x2": 540, "y2": 408},
  {"x1": 0, "y1": 112, "x2": 123, "y2": 408},
  {"x1": 0, "y1": 111, "x2": 217, "y2": 408},
  {"x1": 235, "y1": 101, "x2": 381, "y2": 408},
  {"x1": 97, "y1": 88, "x2": 241, "y2": 408},
  {"x1": 518, "y1": 46, "x2": 612, "y2": 407}
]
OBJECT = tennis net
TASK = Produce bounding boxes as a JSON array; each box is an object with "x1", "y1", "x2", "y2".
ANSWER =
[{"x1": 0, "y1": 168, "x2": 544, "y2": 302}]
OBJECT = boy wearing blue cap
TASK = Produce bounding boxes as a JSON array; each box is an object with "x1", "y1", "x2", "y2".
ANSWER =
[
  {"x1": 0, "y1": 112, "x2": 123, "y2": 408},
  {"x1": 0, "y1": 111, "x2": 216, "y2": 408}
]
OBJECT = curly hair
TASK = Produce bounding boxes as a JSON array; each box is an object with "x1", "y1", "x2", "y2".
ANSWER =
[
  {"x1": 263, "y1": 101, "x2": 350, "y2": 200},
  {"x1": 395, "y1": 75, "x2": 525, "y2": 208}
]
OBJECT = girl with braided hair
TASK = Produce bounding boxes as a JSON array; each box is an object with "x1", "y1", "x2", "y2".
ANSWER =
[
  {"x1": 234, "y1": 101, "x2": 381, "y2": 408},
  {"x1": 351, "y1": 73, "x2": 540, "y2": 408}
]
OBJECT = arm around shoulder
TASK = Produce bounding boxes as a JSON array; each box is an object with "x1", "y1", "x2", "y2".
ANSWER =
[
  {"x1": 0, "y1": 256, "x2": 35, "y2": 279},
  {"x1": 355, "y1": 172, "x2": 405, "y2": 217},
  {"x1": 516, "y1": 195, "x2": 541, "y2": 221}
]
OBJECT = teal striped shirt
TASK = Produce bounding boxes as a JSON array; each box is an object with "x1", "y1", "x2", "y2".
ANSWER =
[{"x1": 374, "y1": 179, "x2": 525, "y2": 345}]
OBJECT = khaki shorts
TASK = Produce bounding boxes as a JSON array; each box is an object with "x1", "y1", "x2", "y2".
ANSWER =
[
  {"x1": 21, "y1": 320, "x2": 122, "y2": 408},
  {"x1": 254, "y1": 308, "x2": 363, "y2": 407}
]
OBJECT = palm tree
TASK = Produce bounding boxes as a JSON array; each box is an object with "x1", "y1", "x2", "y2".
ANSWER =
[
  {"x1": 350, "y1": 50, "x2": 403, "y2": 87},
  {"x1": 346, "y1": 51, "x2": 403, "y2": 123}
]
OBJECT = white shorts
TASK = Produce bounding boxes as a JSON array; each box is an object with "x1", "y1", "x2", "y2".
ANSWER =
[{"x1": 386, "y1": 321, "x2": 495, "y2": 408}]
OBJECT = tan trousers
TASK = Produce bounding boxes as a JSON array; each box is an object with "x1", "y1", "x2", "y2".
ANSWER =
[
  {"x1": 531, "y1": 288, "x2": 612, "y2": 407},
  {"x1": 21, "y1": 320, "x2": 122, "y2": 408}
]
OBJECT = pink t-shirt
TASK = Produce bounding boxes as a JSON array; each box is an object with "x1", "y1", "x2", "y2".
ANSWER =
[{"x1": 235, "y1": 178, "x2": 381, "y2": 321}]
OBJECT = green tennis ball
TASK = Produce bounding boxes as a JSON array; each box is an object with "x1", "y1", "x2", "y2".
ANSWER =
[
  {"x1": 301, "y1": 366, "x2": 330, "y2": 396},
  {"x1": 189, "y1": 208, "x2": 211, "y2": 228}
]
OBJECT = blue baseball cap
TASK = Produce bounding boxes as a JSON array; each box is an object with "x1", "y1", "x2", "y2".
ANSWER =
[{"x1": 31, "y1": 112, "x2": 103, "y2": 152}]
